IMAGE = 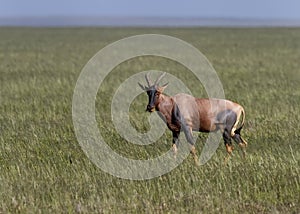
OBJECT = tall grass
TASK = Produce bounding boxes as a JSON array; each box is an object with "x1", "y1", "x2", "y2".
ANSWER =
[{"x1": 0, "y1": 27, "x2": 299, "y2": 213}]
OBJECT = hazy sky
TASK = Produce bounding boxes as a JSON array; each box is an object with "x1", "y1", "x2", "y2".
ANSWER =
[{"x1": 1, "y1": 0, "x2": 300, "y2": 19}]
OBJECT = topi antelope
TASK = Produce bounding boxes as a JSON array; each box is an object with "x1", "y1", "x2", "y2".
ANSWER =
[{"x1": 139, "y1": 72, "x2": 248, "y2": 165}]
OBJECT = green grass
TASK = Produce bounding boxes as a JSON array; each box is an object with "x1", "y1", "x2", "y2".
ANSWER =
[{"x1": 0, "y1": 27, "x2": 300, "y2": 213}]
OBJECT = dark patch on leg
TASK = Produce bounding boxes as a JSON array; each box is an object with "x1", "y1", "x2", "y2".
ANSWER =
[
  {"x1": 233, "y1": 132, "x2": 247, "y2": 158},
  {"x1": 172, "y1": 131, "x2": 180, "y2": 147},
  {"x1": 223, "y1": 129, "x2": 232, "y2": 148},
  {"x1": 234, "y1": 126, "x2": 247, "y2": 146},
  {"x1": 223, "y1": 129, "x2": 233, "y2": 151},
  {"x1": 217, "y1": 110, "x2": 237, "y2": 130},
  {"x1": 232, "y1": 133, "x2": 242, "y2": 144},
  {"x1": 182, "y1": 125, "x2": 194, "y2": 146},
  {"x1": 234, "y1": 126, "x2": 243, "y2": 135},
  {"x1": 223, "y1": 128, "x2": 234, "y2": 164}
]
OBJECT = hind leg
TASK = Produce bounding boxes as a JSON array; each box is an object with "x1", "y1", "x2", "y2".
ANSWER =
[
  {"x1": 182, "y1": 125, "x2": 199, "y2": 166},
  {"x1": 232, "y1": 132, "x2": 247, "y2": 158},
  {"x1": 223, "y1": 128, "x2": 234, "y2": 163},
  {"x1": 230, "y1": 111, "x2": 247, "y2": 157},
  {"x1": 217, "y1": 110, "x2": 236, "y2": 163}
]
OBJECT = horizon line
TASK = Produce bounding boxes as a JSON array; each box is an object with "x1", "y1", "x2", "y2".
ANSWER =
[{"x1": 1, "y1": 16, "x2": 300, "y2": 27}]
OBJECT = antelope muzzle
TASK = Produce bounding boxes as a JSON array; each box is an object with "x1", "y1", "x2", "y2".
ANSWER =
[{"x1": 146, "y1": 104, "x2": 156, "y2": 112}]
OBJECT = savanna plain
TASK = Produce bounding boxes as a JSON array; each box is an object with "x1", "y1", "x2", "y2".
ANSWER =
[{"x1": 0, "y1": 27, "x2": 300, "y2": 213}]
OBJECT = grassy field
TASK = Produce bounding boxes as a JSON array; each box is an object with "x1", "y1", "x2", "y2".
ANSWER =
[{"x1": 0, "y1": 27, "x2": 300, "y2": 213}]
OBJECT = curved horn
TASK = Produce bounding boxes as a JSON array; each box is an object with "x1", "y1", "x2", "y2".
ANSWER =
[
  {"x1": 155, "y1": 72, "x2": 166, "y2": 85},
  {"x1": 145, "y1": 73, "x2": 152, "y2": 87},
  {"x1": 138, "y1": 82, "x2": 146, "y2": 91}
]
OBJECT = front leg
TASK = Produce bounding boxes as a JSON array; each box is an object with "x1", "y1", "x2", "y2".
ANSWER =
[
  {"x1": 172, "y1": 131, "x2": 180, "y2": 157},
  {"x1": 182, "y1": 124, "x2": 199, "y2": 166},
  {"x1": 223, "y1": 128, "x2": 233, "y2": 164}
]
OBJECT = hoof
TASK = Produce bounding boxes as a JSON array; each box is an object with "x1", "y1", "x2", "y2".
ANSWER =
[{"x1": 225, "y1": 144, "x2": 234, "y2": 154}]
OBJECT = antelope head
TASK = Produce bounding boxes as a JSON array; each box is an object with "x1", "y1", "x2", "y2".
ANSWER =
[{"x1": 139, "y1": 72, "x2": 168, "y2": 112}]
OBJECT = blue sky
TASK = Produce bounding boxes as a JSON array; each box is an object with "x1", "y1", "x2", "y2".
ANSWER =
[{"x1": 1, "y1": 0, "x2": 300, "y2": 19}]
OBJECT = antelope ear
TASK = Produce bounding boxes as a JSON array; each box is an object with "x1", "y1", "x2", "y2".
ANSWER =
[
  {"x1": 157, "y1": 82, "x2": 168, "y2": 92},
  {"x1": 138, "y1": 82, "x2": 147, "y2": 91}
]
